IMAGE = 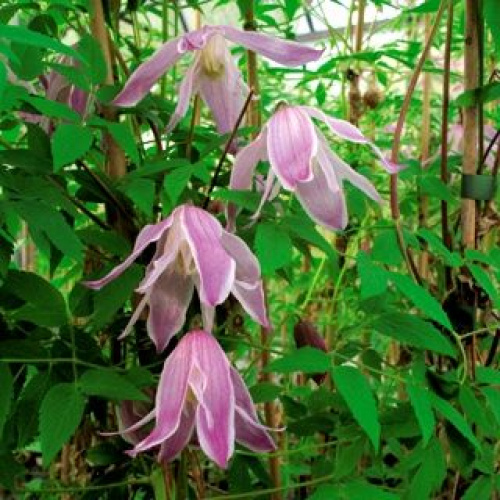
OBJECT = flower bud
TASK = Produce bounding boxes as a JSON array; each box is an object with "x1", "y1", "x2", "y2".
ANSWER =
[{"x1": 293, "y1": 319, "x2": 327, "y2": 384}]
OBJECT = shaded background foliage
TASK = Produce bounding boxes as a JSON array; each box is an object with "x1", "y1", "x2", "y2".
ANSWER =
[{"x1": 0, "y1": 0, "x2": 499, "y2": 498}]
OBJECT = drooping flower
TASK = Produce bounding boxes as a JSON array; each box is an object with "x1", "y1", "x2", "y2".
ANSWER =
[
  {"x1": 84, "y1": 204, "x2": 269, "y2": 352},
  {"x1": 116, "y1": 330, "x2": 276, "y2": 468},
  {"x1": 228, "y1": 104, "x2": 400, "y2": 231},
  {"x1": 112, "y1": 25, "x2": 323, "y2": 135}
]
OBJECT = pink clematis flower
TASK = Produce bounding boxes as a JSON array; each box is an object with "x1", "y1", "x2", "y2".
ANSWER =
[
  {"x1": 228, "y1": 104, "x2": 400, "y2": 231},
  {"x1": 112, "y1": 25, "x2": 323, "y2": 135},
  {"x1": 84, "y1": 204, "x2": 269, "y2": 352},
  {"x1": 118, "y1": 330, "x2": 276, "y2": 468}
]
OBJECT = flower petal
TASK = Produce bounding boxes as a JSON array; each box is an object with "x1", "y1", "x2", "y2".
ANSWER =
[
  {"x1": 198, "y1": 62, "x2": 247, "y2": 136},
  {"x1": 230, "y1": 368, "x2": 276, "y2": 452},
  {"x1": 158, "y1": 402, "x2": 196, "y2": 463},
  {"x1": 113, "y1": 38, "x2": 184, "y2": 107},
  {"x1": 220, "y1": 231, "x2": 260, "y2": 282},
  {"x1": 166, "y1": 60, "x2": 200, "y2": 133},
  {"x1": 189, "y1": 331, "x2": 235, "y2": 469},
  {"x1": 268, "y1": 106, "x2": 316, "y2": 190},
  {"x1": 147, "y1": 268, "x2": 194, "y2": 352},
  {"x1": 295, "y1": 156, "x2": 348, "y2": 231},
  {"x1": 316, "y1": 131, "x2": 382, "y2": 203},
  {"x1": 220, "y1": 26, "x2": 323, "y2": 66},
  {"x1": 300, "y1": 105, "x2": 401, "y2": 174},
  {"x1": 83, "y1": 216, "x2": 174, "y2": 290},
  {"x1": 130, "y1": 338, "x2": 193, "y2": 455},
  {"x1": 232, "y1": 281, "x2": 270, "y2": 329},
  {"x1": 181, "y1": 206, "x2": 235, "y2": 306}
]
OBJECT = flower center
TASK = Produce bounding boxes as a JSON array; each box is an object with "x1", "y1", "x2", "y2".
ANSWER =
[
  {"x1": 199, "y1": 34, "x2": 227, "y2": 78},
  {"x1": 175, "y1": 241, "x2": 197, "y2": 276}
]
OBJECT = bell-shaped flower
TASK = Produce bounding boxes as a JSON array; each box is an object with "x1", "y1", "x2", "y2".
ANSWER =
[
  {"x1": 112, "y1": 25, "x2": 323, "y2": 135},
  {"x1": 116, "y1": 330, "x2": 276, "y2": 468},
  {"x1": 84, "y1": 204, "x2": 269, "y2": 352},
  {"x1": 228, "y1": 104, "x2": 400, "y2": 231}
]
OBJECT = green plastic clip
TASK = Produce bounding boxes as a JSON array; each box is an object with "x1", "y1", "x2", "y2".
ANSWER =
[{"x1": 461, "y1": 174, "x2": 497, "y2": 201}]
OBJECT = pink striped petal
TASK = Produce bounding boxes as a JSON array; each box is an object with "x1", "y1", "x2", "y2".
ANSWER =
[
  {"x1": 166, "y1": 60, "x2": 201, "y2": 133},
  {"x1": 220, "y1": 231, "x2": 260, "y2": 282},
  {"x1": 296, "y1": 155, "x2": 347, "y2": 231},
  {"x1": 158, "y1": 402, "x2": 196, "y2": 463},
  {"x1": 130, "y1": 337, "x2": 193, "y2": 455},
  {"x1": 232, "y1": 281, "x2": 270, "y2": 328},
  {"x1": 198, "y1": 58, "x2": 247, "y2": 135},
  {"x1": 189, "y1": 331, "x2": 234, "y2": 469},
  {"x1": 83, "y1": 216, "x2": 174, "y2": 290},
  {"x1": 220, "y1": 26, "x2": 323, "y2": 66},
  {"x1": 316, "y1": 131, "x2": 382, "y2": 203},
  {"x1": 268, "y1": 106, "x2": 316, "y2": 190},
  {"x1": 300, "y1": 106, "x2": 402, "y2": 174},
  {"x1": 230, "y1": 368, "x2": 276, "y2": 452},
  {"x1": 113, "y1": 38, "x2": 184, "y2": 107},
  {"x1": 181, "y1": 206, "x2": 235, "y2": 306},
  {"x1": 147, "y1": 269, "x2": 194, "y2": 352}
]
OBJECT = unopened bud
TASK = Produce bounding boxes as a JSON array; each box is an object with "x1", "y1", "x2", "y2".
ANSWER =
[{"x1": 294, "y1": 319, "x2": 328, "y2": 384}]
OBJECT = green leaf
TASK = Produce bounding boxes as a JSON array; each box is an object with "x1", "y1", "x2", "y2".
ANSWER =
[
  {"x1": 460, "y1": 385, "x2": 494, "y2": 434},
  {"x1": 468, "y1": 264, "x2": 499, "y2": 306},
  {"x1": 266, "y1": 347, "x2": 330, "y2": 374},
  {"x1": 0, "y1": 24, "x2": 81, "y2": 60},
  {"x1": 121, "y1": 178, "x2": 155, "y2": 216},
  {"x1": 79, "y1": 369, "x2": 148, "y2": 401},
  {"x1": 431, "y1": 394, "x2": 481, "y2": 450},
  {"x1": 78, "y1": 34, "x2": 107, "y2": 85},
  {"x1": 249, "y1": 382, "x2": 282, "y2": 404},
  {"x1": 418, "y1": 177, "x2": 454, "y2": 203},
  {"x1": 332, "y1": 366, "x2": 380, "y2": 450},
  {"x1": 5, "y1": 270, "x2": 68, "y2": 327},
  {"x1": 463, "y1": 476, "x2": 494, "y2": 500},
  {"x1": 0, "y1": 363, "x2": 13, "y2": 437},
  {"x1": 51, "y1": 124, "x2": 93, "y2": 170},
  {"x1": 357, "y1": 251, "x2": 387, "y2": 299},
  {"x1": 163, "y1": 165, "x2": 193, "y2": 208},
  {"x1": 39, "y1": 383, "x2": 86, "y2": 466},
  {"x1": 12, "y1": 200, "x2": 83, "y2": 262},
  {"x1": 255, "y1": 223, "x2": 293, "y2": 274},
  {"x1": 390, "y1": 274, "x2": 452, "y2": 330},
  {"x1": 371, "y1": 313, "x2": 455, "y2": 356},
  {"x1": 0, "y1": 60, "x2": 6, "y2": 101},
  {"x1": 476, "y1": 367, "x2": 500, "y2": 385},
  {"x1": 342, "y1": 480, "x2": 399, "y2": 500},
  {"x1": 105, "y1": 121, "x2": 141, "y2": 165},
  {"x1": 481, "y1": 387, "x2": 500, "y2": 427},
  {"x1": 407, "y1": 383, "x2": 435, "y2": 445},
  {"x1": 485, "y1": 0, "x2": 500, "y2": 57},
  {"x1": 91, "y1": 264, "x2": 143, "y2": 329},
  {"x1": 21, "y1": 95, "x2": 81, "y2": 122},
  {"x1": 456, "y1": 82, "x2": 500, "y2": 107}
]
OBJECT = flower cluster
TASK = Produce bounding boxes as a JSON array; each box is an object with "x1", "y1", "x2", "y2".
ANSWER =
[{"x1": 86, "y1": 21, "x2": 395, "y2": 469}]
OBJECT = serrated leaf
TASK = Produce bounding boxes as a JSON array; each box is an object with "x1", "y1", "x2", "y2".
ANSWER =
[
  {"x1": 266, "y1": 347, "x2": 330, "y2": 374},
  {"x1": 79, "y1": 369, "x2": 148, "y2": 401},
  {"x1": 468, "y1": 264, "x2": 499, "y2": 306},
  {"x1": 371, "y1": 313, "x2": 455, "y2": 356},
  {"x1": 249, "y1": 382, "x2": 282, "y2": 404},
  {"x1": 390, "y1": 274, "x2": 452, "y2": 330},
  {"x1": 78, "y1": 34, "x2": 107, "y2": 85},
  {"x1": 106, "y1": 122, "x2": 141, "y2": 165},
  {"x1": 481, "y1": 387, "x2": 500, "y2": 427},
  {"x1": 431, "y1": 394, "x2": 481, "y2": 450},
  {"x1": 40, "y1": 383, "x2": 86, "y2": 466},
  {"x1": 332, "y1": 366, "x2": 380, "y2": 450},
  {"x1": 52, "y1": 124, "x2": 93, "y2": 170},
  {"x1": 476, "y1": 367, "x2": 500, "y2": 385},
  {"x1": 463, "y1": 476, "x2": 494, "y2": 500},
  {"x1": 407, "y1": 383, "x2": 435, "y2": 445},
  {"x1": 357, "y1": 251, "x2": 387, "y2": 299},
  {"x1": 255, "y1": 223, "x2": 293, "y2": 274},
  {"x1": 121, "y1": 178, "x2": 155, "y2": 216},
  {"x1": 0, "y1": 364, "x2": 13, "y2": 437}
]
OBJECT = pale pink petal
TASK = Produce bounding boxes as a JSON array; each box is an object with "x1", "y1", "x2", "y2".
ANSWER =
[
  {"x1": 268, "y1": 106, "x2": 316, "y2": 190},
  {"x1": 113, "y1": 38, "x2": 184, "y2": 107},
  {"x1": 69, "y1": 87, "x2": 88, "y2": 116},
  {"x1": 232, "y1": 281, "x2": 270, "y2": 328},
  {"x1": 230, "y1": 368, "x2": 276, "y2": 452},
  {"x1": 296, "y1": 156, "x2": 348, "y2": 231},
  {"x1": 249, "y1": 169, "x2": 278, "y2": 223},
  {"x1": 200, "y1": 303, "x2": 215, "y2": 333},
  {"x1": 166, "y1": 60, "x2": 201, "y2": 133},
  {"x1": 158, "y1": 402, "x2": 196, "y2": 463},
  {"x1": 198, "y1": 58, "x2": 247, "y2": 135},
  {"x1": 227, "y1": 129, "x2": 268, "y2": 231},
  {"x1": 83, "y1": 216, "x2": 174, "y2": 290},
  {"x1": 130, "y1": 339, "x2": 193, "y2": 455},
  {"x1": 181, "y1": 206, "x2": 235, "y2": 306},
  {"x1": 316, "y1": 131, "x2": 382, "y2": 203},
  {"x1": 118, "y1": 293, "x2": 149, "y2": 341},
  {"x1": 220, "y1": 26, "x2": 323, "y2": 66},
  {"x1": 147, "y1": 269, "x2": 194, "y2": 352},
  {"x1": 220, "y1": 231, "x2": 260, "y2": 282},
  {"x1": 189, "y1": 331, "x2": 234, "y2": 468},
  {"x1": 300, "y1": 105, "x2": 401, "y2": 173},
  {"x1": 103, "y1": 408, "x2": 156, "y2": 438}
]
